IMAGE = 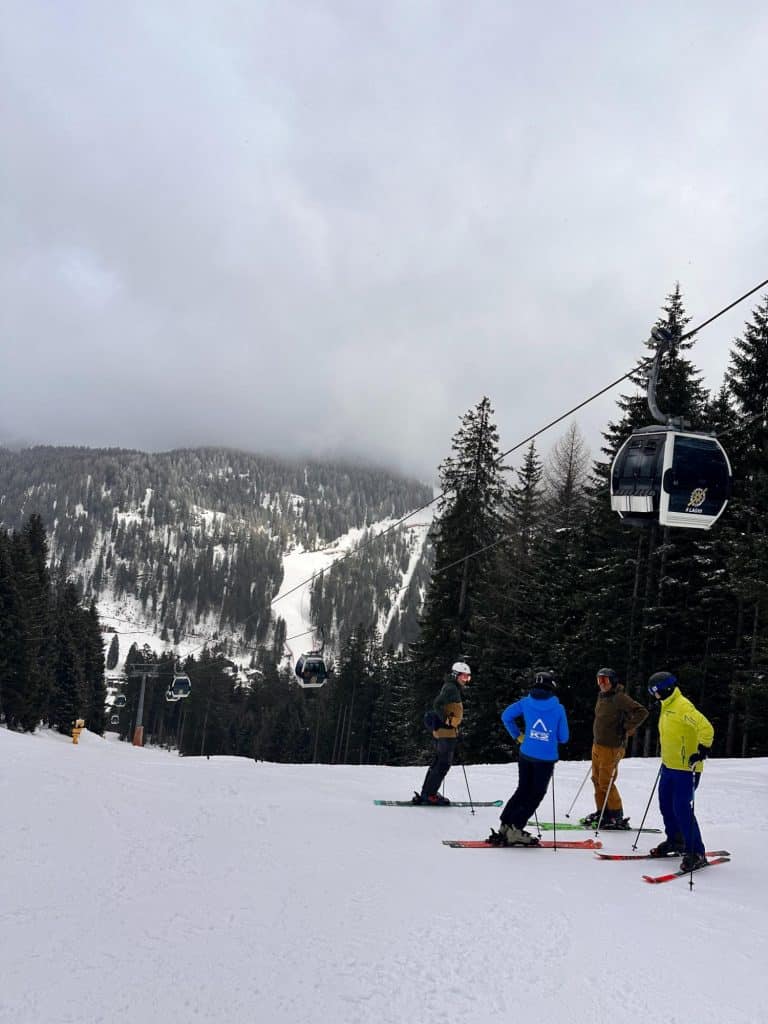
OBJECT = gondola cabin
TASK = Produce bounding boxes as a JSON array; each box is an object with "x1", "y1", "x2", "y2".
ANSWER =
[
  {"x1": 610, "y1": 427, "x2": 732, "y2": 529},
  {"x1": 114, "y1": 694, "x2": 127, "y2": 708},
  {"x1": 170, "y1": 675, "x2": 192, "y2": 698},
  {"x1": 295, "y1": 653, "x2": 330, "y2": 689}
]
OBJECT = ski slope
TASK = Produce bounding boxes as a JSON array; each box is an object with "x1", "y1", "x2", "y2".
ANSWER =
[{"x1": 1, "y1": 728, "x2": 765, "y2": 1024}]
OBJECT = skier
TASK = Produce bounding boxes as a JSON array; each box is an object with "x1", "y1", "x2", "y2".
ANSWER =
[
  {"x1": 647, "y1": 670, "x2": 714, "y2": 871},
  {"x1": 488, "y1": 671, "x2": 569, "y2": 846},
  {"x1": 580, "y1": 667, "x2": 648, "y2": 829},
  {"x1": 412, "y1": 661, "x2": 471, "y2": 805}
]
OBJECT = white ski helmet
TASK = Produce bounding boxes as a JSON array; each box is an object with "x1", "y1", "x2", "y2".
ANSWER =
[{"x1": 451, "y1": 661, "x2": 471, "y2": 677}]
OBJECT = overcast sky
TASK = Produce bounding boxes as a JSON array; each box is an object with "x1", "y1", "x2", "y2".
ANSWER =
[{"x1": 1, "y1": 1, "x2": 766, "y2": 481}]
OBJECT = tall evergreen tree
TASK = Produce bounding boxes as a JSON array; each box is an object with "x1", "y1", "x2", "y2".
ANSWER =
[
  {"x1": 722, "y1": 295, "x2": 768, "y2": 753},
  {"x1": 106, "y1": 633, "x2": 120, "y2": 671},
  {"x1": 49, "y1": 581, "x2": 87, "y2": 734},
  {"x1": 412, "y1": 397, "x2": 504, "y2": 747}
]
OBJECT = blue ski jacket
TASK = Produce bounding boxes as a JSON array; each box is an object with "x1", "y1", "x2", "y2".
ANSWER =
[{"x1": 501, "y1": 693, "x2": 569, "y2": 761}]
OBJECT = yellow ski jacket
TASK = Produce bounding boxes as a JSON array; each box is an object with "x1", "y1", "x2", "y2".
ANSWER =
[{"x1": 658, "y1": 687, "x2": 714, "y2": 772}]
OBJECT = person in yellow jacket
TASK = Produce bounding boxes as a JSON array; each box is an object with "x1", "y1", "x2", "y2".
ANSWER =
[{"x1": 647, "y1": 670, "x2": 714, "y2": 872}]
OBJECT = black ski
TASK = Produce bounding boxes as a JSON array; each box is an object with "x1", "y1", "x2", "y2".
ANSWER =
[
  {"x1": 596, "y1": 848, "x2": 729, "y2": 861},
  {"x1": 374, "y1": 799, "x2": 502, "y2": 807}
]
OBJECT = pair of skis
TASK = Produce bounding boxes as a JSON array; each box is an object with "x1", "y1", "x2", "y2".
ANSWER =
[
  {"x1": 443, "y1": 842, "x2": 731, "y2": 883},
  {"x1": 596, "y1": 849, "x2": 731, "y2": 884}
]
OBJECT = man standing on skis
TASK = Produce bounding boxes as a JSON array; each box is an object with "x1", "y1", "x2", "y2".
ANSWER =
[
  {"x1": 412, "y1": 661, "x2": 471, "y2": 805},
  {"x1": 489, "y1": 671, "x2": 569, "y2": 846},
  {"x1": 581, "y1": 668, "x2": 648, "y2": 829},
  {"x1": 647, "y1": 670, "x2": 714, "y2": 872}
]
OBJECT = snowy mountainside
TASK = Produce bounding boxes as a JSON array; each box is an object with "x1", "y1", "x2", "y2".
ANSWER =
[{"x1": 0, "y1": 446, "x2": 433, "y2": 667}]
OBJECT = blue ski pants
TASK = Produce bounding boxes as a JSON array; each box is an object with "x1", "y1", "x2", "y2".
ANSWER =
[{"x1": 658, "y1": 765, "x2": 704, "y2": 855}]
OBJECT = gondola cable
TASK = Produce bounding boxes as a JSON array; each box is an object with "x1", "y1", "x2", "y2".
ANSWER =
[{"x1": 268, "y1": 275, "x2": 768, "y2": 604}]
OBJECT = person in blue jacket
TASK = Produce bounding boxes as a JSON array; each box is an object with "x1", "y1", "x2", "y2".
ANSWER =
[{"x1": 488, "y1": 671, "x2": 569, "y2": 847}]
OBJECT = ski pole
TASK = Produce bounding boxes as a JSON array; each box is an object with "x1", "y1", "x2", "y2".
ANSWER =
[
  {"x1": 460, "y1": 760, "x2": 475, "y2": 816},
  {"x1": 533, "y1": 810, "x2": 542, "y2": 839},
  {"x1": 564, "y1": 763, "x2": 592, "y2": 818},
  {"x1": 632, "y1": 763, "x2": 662, "y2": 851},
  {"x1": 551, "y1": 764, "x2": 557, "y2": 853},
  {"x1": 455, "y1": 742, "x2": 474, "y2": 815},
  {"x1": 687, "y1": 767, "x2": 698, "y2": 891},
  {"x1": 594, "y1": 747, "x2": 623, "y2": 837}
]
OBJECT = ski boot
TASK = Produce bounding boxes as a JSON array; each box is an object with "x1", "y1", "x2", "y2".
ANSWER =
[
  {"x1": 487, "y1": 823, "x2": 539, "y2": 847},
  {"x1": 579, "y1": 811, "x2": 601, "y2": 827},
  {"x1": 601, "y1": 810, "x2": 631, "y2": 830},
  {"x1": 680, "y1": 851, "x2": 708, "y2": 872},
  {"x1": 411, "y1": 792, "x2": 424, "y2": 804},
  {"x1": 426, "y1": 793, "x2": 451, "y2": 806},
  {"x1": 649, "y1": 837, "x2": 686, "y2": 858}
]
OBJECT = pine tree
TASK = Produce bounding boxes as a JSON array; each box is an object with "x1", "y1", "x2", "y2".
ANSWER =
[
  {"x1": 83, "y1": 602, "x2": 107, "y2": 734},
  {"x1": 722, "y1": 295, "x2": 768, "y2": 753},
  {"x1": 106, "y1": 633, "x2": 120, "y2": 671},
  {"x1": 49, "y1": 581, "x2": 87, "y2": 734},
  {"x1": 467, "y1": 441, "x2": 547, "y2": 760},
  {"x1": 412, "y1": 397, "x2": 504, "y2": 732},
  {"x1": 0, "y1": 530, "x2": 27, "y2": 729}
]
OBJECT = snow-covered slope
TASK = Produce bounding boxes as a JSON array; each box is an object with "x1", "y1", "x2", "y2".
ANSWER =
[
  {"x1": 1, "y1": 728, "x2": 763, "y2": 1024},
  {"x1": 275, "y1": 516, "x2": 432, "y2": 659}
]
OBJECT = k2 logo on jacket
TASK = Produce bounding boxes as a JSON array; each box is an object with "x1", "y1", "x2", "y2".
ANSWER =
[{"x1": 530, "y1": 719, "x2": 550, "y2": 741}]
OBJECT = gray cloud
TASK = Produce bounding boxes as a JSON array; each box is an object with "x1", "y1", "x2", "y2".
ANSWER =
[{"x1": 2, "y1": 1, "x2": 767, "y2": 479}]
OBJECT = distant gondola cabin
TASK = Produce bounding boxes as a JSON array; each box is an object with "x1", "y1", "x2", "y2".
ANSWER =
[{"x1": 295, "y1": 654, "x2": 329, "y2": 689}]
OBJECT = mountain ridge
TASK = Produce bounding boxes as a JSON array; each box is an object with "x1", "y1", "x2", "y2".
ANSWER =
[{"x1": 0, "y1": 444, "x2": 434, "y2": 669}]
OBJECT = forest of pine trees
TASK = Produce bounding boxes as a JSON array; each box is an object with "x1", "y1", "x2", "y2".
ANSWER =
[
  {"x1": 411, "y1": 288, "x2": 768, "y2": 762},
  {"x1": 0, "y1": 447, "x2": 432, "y2": 652},
  {"x1": 0, "y1": 514, "x2": 106, "y2": 735},
  {"x1": 2, "y1": 289, "x2": 767, "y2": 764}
]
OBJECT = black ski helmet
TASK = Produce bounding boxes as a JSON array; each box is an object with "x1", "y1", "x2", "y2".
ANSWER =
[
  {"x1": 597, "y1": 667, "x2": 618, "y2": 686},
  {"x1": 533, "y1": 671, "x2": 557, "y2": 693},
  {"x1": 648, "y1": 670, "x2": 677, "y2": 697}
]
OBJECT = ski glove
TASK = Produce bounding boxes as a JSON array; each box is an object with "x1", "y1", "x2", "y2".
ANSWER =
[{"x1": 688, "y1": 745, "x2": 710, "y2": 767}]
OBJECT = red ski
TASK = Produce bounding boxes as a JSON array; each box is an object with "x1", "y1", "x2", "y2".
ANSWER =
[
  {"x1": 642, "y1": 855, "x2": 731, "y2": 884},
  {"x1": 596, "y1": 849, "x2": 730, "y2": 861},
  {"x1": 442, "y1": 838, "x2": 601, "y2": 850}
]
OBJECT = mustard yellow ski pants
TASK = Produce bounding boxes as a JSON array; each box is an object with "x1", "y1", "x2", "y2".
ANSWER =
[{"x1": 591, "y1": 743, "x2": 624, "y2": 812}]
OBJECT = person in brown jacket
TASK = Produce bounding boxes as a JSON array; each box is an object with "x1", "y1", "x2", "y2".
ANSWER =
[{"x1": 581, "y1": 667, "x2": 648, "y2": 829}]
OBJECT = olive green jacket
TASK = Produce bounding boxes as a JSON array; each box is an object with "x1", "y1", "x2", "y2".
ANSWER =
[{"x1": 593, "y1": 684, "x2": 648, "y2": 747}]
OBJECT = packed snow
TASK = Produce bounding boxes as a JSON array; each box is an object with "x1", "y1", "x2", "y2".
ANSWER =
[{"x1": 1, "y1": 728, "x2": 765, "y2": 1024}]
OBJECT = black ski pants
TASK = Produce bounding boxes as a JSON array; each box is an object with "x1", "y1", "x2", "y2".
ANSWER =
[
  {"x1": 501, "y1": 755, "x2": 554, "y2": 829},
  {"x1": 421, "y1": 738, "x2": 457, "y2": 798}
]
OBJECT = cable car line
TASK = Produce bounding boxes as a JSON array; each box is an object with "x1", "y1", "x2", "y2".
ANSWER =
[
  {"x1": 89, "y1": 276, "x2": 768, "y2": 647},
  {"x1": 678, "y1": 276, "x2": 768, "y2": 342},
  {"x1": 266, "y1": 275, "x2": 767, "y2": 608}
]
